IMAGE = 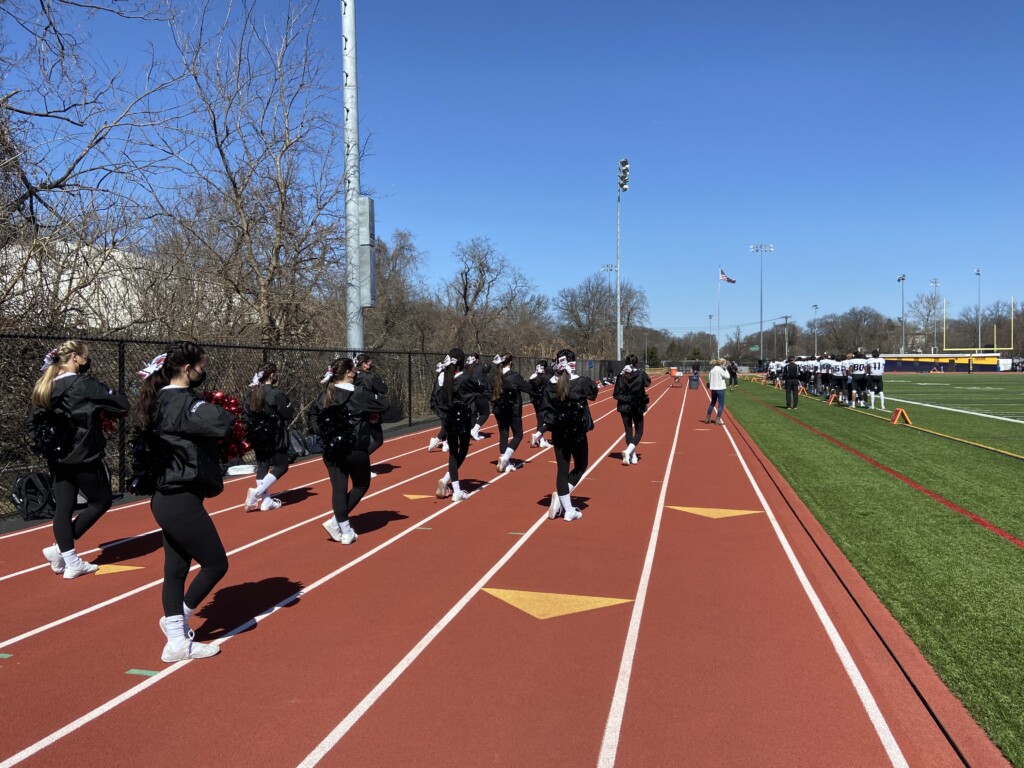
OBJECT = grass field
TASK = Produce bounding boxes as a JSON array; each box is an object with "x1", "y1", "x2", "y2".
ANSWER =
[{"x1": 728, "y1": 373, "x2": 1024, "y2": 766}]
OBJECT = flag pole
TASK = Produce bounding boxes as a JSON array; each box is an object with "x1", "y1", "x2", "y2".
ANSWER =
[{"x1": 716, "y1": 267, "x2": 722, "y2": 358}]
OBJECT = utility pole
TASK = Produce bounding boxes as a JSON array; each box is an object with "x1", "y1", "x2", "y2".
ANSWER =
[
  {"x1": 342, "y1": 0, "x2": 363, "y2": 352},
  {"x1": 615, "y1": 159, "x2": 629, "y2": 361},
  {"x1": 782, "y1": 314, "x2": 790, "y2": 357}
]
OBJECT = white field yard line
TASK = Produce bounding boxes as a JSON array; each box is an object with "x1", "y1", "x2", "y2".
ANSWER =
[
  {"x1": 718, "y1": 414, "x2": 909, "y2": 766},
  {"x1": 1, "y1": 381, "x2": 671, "y2": 767},
  {"x1": 886, "y1": 397, "x2": 1024, "y2": 424},
  {"x1": 596, "y1": 377, "x2": 688, "y2": 767},
  {"x1": 0, "y1": 385, "x2": 642, "y2": 648}
]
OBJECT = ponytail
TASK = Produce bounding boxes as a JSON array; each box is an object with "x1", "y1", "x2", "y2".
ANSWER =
[
  {"x1": 554, "y1": 348, "x2": 576, "y2": 401},
  {"x1": 130, "y1": 342, "x2": 205, "y2": 428},
  {"x1": 443, "y1": 347, "x2": 465, "y2": 405},
  {"x1": 31, "y1": 340, "x2": 88, "y2": 408},
  {"x1": 248, "y1": 363, "x2": 278, "y2": 412},
  {"x1": 492, "y1": 353, "x2": 512, "y2": 402},
  {"x1": 323, "y1": 358, "x2": 355, "y2": 407}
]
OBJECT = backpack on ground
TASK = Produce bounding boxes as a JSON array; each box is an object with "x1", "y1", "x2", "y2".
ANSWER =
[
  {"x1": 11, "y1": 472, "x2": 57, "y2": 520},
  {"x1": 287, "y1": 429, "x2": 309, "y2": 462}
]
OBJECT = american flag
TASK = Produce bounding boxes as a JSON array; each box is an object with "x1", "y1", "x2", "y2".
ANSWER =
[{"x1": 719, "y1": 269, "x2": 736, "y2": 284}]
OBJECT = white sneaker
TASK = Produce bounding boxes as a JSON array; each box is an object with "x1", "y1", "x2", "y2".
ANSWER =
[
  {"x1": 323, "y1": 517, "x2": 344, "y2": 542},
  {"x1": 43, "y1": 544, "x2": 64, "y2": 574},
  {"x1": 63, "y1": 559, "x2": 98, "y2": 579},
  {"x1": 539, "y1": 438, "x2": 552, "y2": 448},
  {"x1": 451, "y1": 490, "x2": 470, "y2": 502},
  {"x1": 470, "y1": 425, "x2": 481, "y2": 440},
  {"x1": 496, "y1": 457, "x2": 508, "y2": 473},
  {"x1": 341, "y1": 528, "x2": 358, "y2": 545},
  {"x1": 547, "y1": 492, "x2": 562, "y2": 519},
  {"x1": 504, "y1": 462, "x2": 517, "y2": 473},
  {"x1": 621, "y1": 449, "x2": 631, "y2": 466},
  {"x1": 563, "y1": 507, "x2": 583, "y2": 522},
  {"x1": 436, "y1": 478, "x2": 450, "y2": 499},
  {"x1": 529, "y1": 433, "x2": 539, "y2": 447},
  {"x1": 244, "y1": 487, "x2": 259, "y2": 511},
  {"x1": 162, "y1": 630, "x2": 220, "y2": 663},
  {"x1": 260, "y1": 496, "x2": 282, "y2": 511},
  {"x1": 442, "y1": 441, "x2": 449, "y2": 453},
  {"x1": 370, "y1": 471, "x2": 378, "y2": 478},
  {"x1": 428, "y1": 437, "x2": 442, "y2": 452},
  {"x1": 630, "y1": 454, "x2": 638, "y2": 465}
]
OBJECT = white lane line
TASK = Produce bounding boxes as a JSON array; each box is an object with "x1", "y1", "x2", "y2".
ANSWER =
[
  {"x1": 886, "y1": 397, "x2": 1024, "y2": 423},
  {"x1": 0, "y1": 382, "x2": 669, "y2": 766},
  {"x1": 596, "y1": 377, "x2": 688, "y2": 767},
  {"x1": 718, "y1": 423, "x2": 909, "y2": 767}
]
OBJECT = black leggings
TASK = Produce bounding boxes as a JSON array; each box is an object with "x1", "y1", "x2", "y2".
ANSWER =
[
  {"x1": 51, "y1": 461, "x2": 112, "y2": 552},
  {"x1": 554, "y1": 438, "x2": 589, "y2": 495},
  {"x1": 256, "y1": 451, "x2": 289, "y2": 482},
  {"x1": 473, "y1": 401, "x2": 490, "y2": 429},
  {"x1": 621, "y1": 413, "x2": 644, "y2": 447},
  {"x1": 325, "y1": 450, "x2": 371, "y2": 524},
  {"x1": 446, "y1": 428, "x2": 471, "y2": 482},
  {"x1": 497, "y1": 416, "x2": 523, "y2": 454},
  {"x1": 368, "y1": 424, "x2": 384, "y2": 456},
  {"x1": 151, "y1": 490, "x2": 229, "y2": 617}
]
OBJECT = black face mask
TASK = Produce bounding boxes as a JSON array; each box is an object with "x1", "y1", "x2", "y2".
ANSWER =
[
  {"x1": 77, "y1": 359, "x2": 91, "y2": 375},
  {"x1": 188, "y1": 370, "x2": 208, "y2": 388}
]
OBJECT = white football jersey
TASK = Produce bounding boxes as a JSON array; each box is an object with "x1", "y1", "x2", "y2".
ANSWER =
[{"x1": 867, "y1": 356, "x2": 885, "y2": 376}]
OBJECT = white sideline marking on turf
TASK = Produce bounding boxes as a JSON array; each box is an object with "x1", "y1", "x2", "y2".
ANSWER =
[
  {"x1": 719, "y1": 421, "x2": 909, "y2": 767},
  {"x1": 597, "y1": 377, "x2": 687, "y2": 767},
  {"x1": 887, "y1": 397, "x2": 1024, "y2": 424},
  {"x1": 0, "y1": 381, "x2": 671, "y2": 767}
]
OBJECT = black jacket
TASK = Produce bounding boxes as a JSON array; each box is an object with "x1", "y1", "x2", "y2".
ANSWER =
[
  {"x1": 355, "y1": 369, "x2": 388, "y2": 397},
  {"x1": 31, "y1": 373, "x2": 130, "y2": 466},
  {"x1": 247, "y1": 384, "x2": 295, "y2": 454},
  {"x1": 434, "y1": 371, "x2": 484, "y2": 433},
  {"x1": 308, "y1": 384, "x2": 389, "y2": 457},
  {"x1": 492, "y1": 369, "x2": 530, "y2": 425},
  {"x1": 613, "y1": 370, "x2": 651, "y2": 415},
  {"x1": 538, "y1": 375, "x2": 598, "y2": 443},
  {"x1": 150, "y1": 387, "x2": 235, "y2": 497}
]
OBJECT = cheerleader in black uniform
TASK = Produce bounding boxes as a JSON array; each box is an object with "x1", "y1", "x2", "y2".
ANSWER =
[
  {"x1": 538, "y1": 349, "x2": 597, "y2": 521},
  {"x1": 467, "y1": 353, "x2": 492, "y2": 441},
  {"x1": 355, "y1": 353, "x2": 388, "y2": 475},
  {"x1": 244, "y1": 363, "x2": 295, "y2": 511},
  {"x1": 434, "y1": 348, "x2": 483, "y2": 501},
  {"x1": 131, "y1": 342, "x2": 234, "y2": 662},
  {"x1": 309, "y1": 358, "x2": 389, "y2": 545},
  {"x1": 491, "y1": 353, "x2": 531, "y2": 473},
  {"x1": 528, "y1": 359, "x2": 552, "y2": 448},
  {"x1": 427, "y1": 360, "x2": 449, "y2": 453},
  {"x1": 30, "y1": 340, "x2": 130, "y2": 579},
  {"x1": 613, "y1": 354, "x2": 651, "y2": 466}
]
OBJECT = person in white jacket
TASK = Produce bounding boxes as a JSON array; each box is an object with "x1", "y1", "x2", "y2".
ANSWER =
[{"x1": 705, "y1": 358, "x2": 729, "y2": 425}]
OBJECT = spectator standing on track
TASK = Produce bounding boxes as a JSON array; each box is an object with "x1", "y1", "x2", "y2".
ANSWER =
[
  {"x1": 491, "y1": 353, "x2": 531, "y2": 473},
  {"x1": 433, "y1": 348, "x2": 484, "y2": 501},
  {"x1": 355, "y1": 353, "x2": 388, "y2": 475},
  {"x1": 614, "y1": 353, "x2": 650, "y2": 466},
  {"x1": 783, "y1": 355, "x2": 801, "y2": 409},
  {"x1": 539, "y1": 349, "x2": 598, "y2": 521},
  {"x1": 244, "y1": 364, "x2": 295, "y2": 512},
  {"x1": 867, "y1": 350, "x2": 886, "y2": 410},
  {"x1": 310, "y1": 357, "x2": 390, "y2": 545},
  {"x1": 704, "y1": 358, "x2": 729, "y2": 425},
  {"x1": 131, "y1": 342, "x2": 233, "y2": 662},
  {"x1": 31, "y1": 340, "x2": 130, "y2": 579}
]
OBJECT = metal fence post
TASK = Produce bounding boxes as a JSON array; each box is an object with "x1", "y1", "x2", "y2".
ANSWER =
[
  {"x1": 407, "y1": 352, "x2": 413, "y2": 426},
  {"x1": 117, "y1": 340, "x2": 127, "y2": 494}
]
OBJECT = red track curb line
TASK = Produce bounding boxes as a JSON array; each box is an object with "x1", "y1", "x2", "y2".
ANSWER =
[
  {"x1": 727, "y1": 414, "x2": 1012, "y2": 768},
  {"x1": 746, "y1": 391, "x2": 1024, "y2": 551}
]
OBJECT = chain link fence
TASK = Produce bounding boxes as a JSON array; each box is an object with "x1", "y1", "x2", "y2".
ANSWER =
[{"x1": 0, "y1": 332, "x2": 622, "y2": 521}]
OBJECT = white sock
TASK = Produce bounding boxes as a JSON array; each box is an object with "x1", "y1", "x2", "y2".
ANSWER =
[
  {"x1": 568, "y1": 483, "x2": 575, "y2": 492},
  {"x1": 879, "y1": 393, "x2": 885, "y2": 409},
  {"x1": 163, "y1": 614, "x2": 186, "y2": 645},
  {"x1": 60, "y1": 548, "x2": 83, "y2": 567},
  {"x1": 559, "y1": 494, "x2": 574, "y2": 515},
  {"x1": 339, "y1": 519, "x2": 353, "y2": 535},
  {"x1": 442, "y1": 473, "x2": 450, "y2": 484},
  {"x1": 502, "y1": 447, "x2": 514, "y2": 461},
  {"x1": 254, "y1": 473, "x2": 278, "y2": 498},
  {"x1": 183, "y1": 603, "x2": 195, "y2": 624},
  {"x1": 869, "y1": 392, "x2": 875, "y2": 408},
  {"x1": 452, "y1": 481, "x2": 462, "y2": 493},
  {"x1": 624, "y1": 443, "x2": 635, "y2": 457}
]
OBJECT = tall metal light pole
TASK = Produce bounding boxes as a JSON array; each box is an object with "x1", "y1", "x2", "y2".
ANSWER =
[
  {"x1": 615, "y1": 159, "x2": 629, "y2": 361},
  {"x1": 975, "y1": 268, "x2": 982, "y2": 349},
  {"x1": 750, "y1": 244, "x2": 773, "y2": 367},
  {"x1": 601, "y1": 264, "x2": 615, "y2": 292},
  {"x1": 708, "y1": 314, "x2": 714, "y2": 360},
  {"x1": 342, "y1": 0, "x2": 364, "y2": 352},
  {"x1": 897, "y1": 274, "x2": 906, "y2": 353},
  {"x1": 812, "y1": 304, "x2": 818, "y2": 356},
  {"x1": 929, "y1": 278, "x2": 940, "y2": 352}
]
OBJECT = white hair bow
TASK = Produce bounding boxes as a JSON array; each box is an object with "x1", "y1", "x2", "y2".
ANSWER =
[
  {"x1": 435, "y1": 361, "x2": 445, "y2": 374},
  {"x1": 622, "y1": 364, "x2": 635, "y2": 374},
  {"x1": 40, "y1": 348, "x2": 59, "y2": 372},
  {"x1": 492, "y1": 353, "x2": 503, "y2": 365},
  {"x1": 465, "y1": 355, "x2": 477, "y2": 365},
  {"x1": 555, "y1": 356, "x2": 576, "y2": 374},
  {"x1": 249, "y1": 370, "x2": 265, "y2": 388},
  {"x1": 138, "y1": 353, "x2": 167, "y2": 379},
  {"x1": 442, "y1": 355, "x2": 454, "y2": 368},
  {"x1": 320, "y1": 366, "x2": 334, "y2": 384}
]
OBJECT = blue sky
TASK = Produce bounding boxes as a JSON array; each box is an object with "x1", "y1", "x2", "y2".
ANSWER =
[{"x1": 84, "y1": 1, "x2": 1023, "y2": 341}]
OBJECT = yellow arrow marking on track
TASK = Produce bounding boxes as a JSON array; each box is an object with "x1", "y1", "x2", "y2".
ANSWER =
[
  {"x1": 482, "y1": 588, "x2": 632, "y2": 620},
  {"x1": 95, "y1": 564, "x2": 145, "y2": 575},
  {"x1": 666, "y1": 506, "x2": 761, "y2": 519},
  {"x1": 403, "y1": 494, "x2": 435, "y2": 500}
]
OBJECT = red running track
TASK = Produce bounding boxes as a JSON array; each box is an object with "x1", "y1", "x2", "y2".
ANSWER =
[{"x1": 0, "y1": 377, "x2": 1008, "y2": 767}]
